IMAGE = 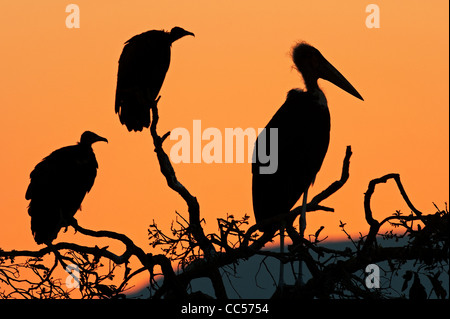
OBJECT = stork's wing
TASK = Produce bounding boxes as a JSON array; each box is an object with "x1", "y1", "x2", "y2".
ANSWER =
[{"x1": 252, "y1": 90, "x2": 330, "y2": 227}]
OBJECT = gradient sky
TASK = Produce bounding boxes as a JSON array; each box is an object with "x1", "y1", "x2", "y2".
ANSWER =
[{"x1": 0, "y1": 1, "x2": 448, "y2": 294}]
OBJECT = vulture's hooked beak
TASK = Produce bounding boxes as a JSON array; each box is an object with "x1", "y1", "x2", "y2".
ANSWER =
[{"x1": 97, "y1": 136, "x2": 108, "y2": 144}]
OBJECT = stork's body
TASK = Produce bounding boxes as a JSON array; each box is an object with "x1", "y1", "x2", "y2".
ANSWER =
[
  {"x1": 252, "y1": 42, "x2": 362, "y2": 230},
  {"x1": 252, "y1": 88, "x2": 330, "y2": 228},
  {"x1": 115, "y1": 27, "x2": 194, "y2": 132},
  {"x1": 252, "y1": 42, "x2": 363, "y2": 288}
]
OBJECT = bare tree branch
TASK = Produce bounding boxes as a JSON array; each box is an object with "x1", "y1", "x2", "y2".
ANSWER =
[
  {"x1": 150, "y1": 98, "x2": 216, "y2": 259},
  {"x1": 1, "y1": 100, "x2": 447, "y2": 300},
  {"x1": 362, "y1": 173, "x2": 425, "y2": 252}
]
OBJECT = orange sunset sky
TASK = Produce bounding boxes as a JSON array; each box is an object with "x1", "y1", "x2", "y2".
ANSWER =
[{"x1": 0, "y1": 1, "x2": 448, "y2": 292}]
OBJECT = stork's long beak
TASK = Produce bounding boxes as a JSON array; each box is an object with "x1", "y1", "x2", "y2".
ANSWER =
[{"x1": 319, "y1": 57, "x2": 364, "y2": 101}]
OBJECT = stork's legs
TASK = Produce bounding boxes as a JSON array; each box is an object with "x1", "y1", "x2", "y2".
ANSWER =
[
  {"x1": 297, "y1": 187, "x2": 308, "y2": 286},
  {"x1": 278, "y1": 223, "x2": 285, "y2": 292},
  {"x1": 300, "y1": 187, "x2": 308, "y2": 237}
]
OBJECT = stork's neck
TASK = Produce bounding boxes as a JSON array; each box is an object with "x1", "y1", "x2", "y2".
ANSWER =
[
  {"x1": 303, "y1": 75, "x2": 319, "y2": 92},
  {"x1": 302, "y1": 75, "x2": 326, "y2": 106},
  {"x1": 313, "y1": 89, "x2": 327, "y2": 107},
  {"x1": 306, "y1": 85, "x2": 327, "y2": 109}
]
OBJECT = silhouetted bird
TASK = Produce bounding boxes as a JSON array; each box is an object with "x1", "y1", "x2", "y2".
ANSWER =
[
  {"x1": 252, "y1": 42, "x2": 363, "y2": 231},
  {"x1": 252, "y1": 42, "x2": 363, "y2": 286},
  {"x1": 25, "y1": 131, "x2": 108, "y2": 245},
  {"x1": 115, "y1": 27, "x2": 195, "y2": 132}
]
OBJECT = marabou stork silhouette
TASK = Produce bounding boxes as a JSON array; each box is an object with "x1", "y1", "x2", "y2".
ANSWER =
[
  {"x1": 25, "y1": 131, "x2": 108, "y2": 245},
  {"x1": 252, "y1": 42, "x2": 363, "y2": 288},
  {"x1": 115, "y1": 27, "x2": 194, "y2": 132}
]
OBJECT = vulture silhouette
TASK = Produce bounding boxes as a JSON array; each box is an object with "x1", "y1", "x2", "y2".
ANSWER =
[
  {"x1": 115, "y1": 26, "x2": 194, "y2": 132},
  {"x1": 25, "y1": 131, "x2": 108, "y2": 245}
]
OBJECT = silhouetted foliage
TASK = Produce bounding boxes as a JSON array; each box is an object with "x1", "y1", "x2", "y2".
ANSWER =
[
  {"x1": 1, "y1": 30, "x2": 448, "y2": 301},
  {"x1": 1, "y1": 99, "x2": 448, "y2": 299}
]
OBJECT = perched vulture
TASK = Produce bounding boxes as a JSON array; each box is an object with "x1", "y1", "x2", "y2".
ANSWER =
[
  {"x1": 25, "y1": 131, "x2": 108, "y2": 245},
  {"x1": 115, "y1": 26, "x2": 194, "y2": 132}
]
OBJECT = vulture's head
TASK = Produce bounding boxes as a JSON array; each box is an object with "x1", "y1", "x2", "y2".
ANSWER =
[
  {"x1": 79, "y1": 131, "x2": 108, "y2": 146},
  {"x1": 169, "y1": 27, "x2": 195, "y2": 43}
]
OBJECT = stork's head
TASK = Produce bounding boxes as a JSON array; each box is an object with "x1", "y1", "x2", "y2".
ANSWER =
[
  {"x1": 79, "y1": 131, "x2": 108, "y2": 146},
  {"x1": 169, "y1": 27, "x2": 195, "y2": 43},
  {"x1": 293, "y1": 42, "x2": 363, "y2": 100}
]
